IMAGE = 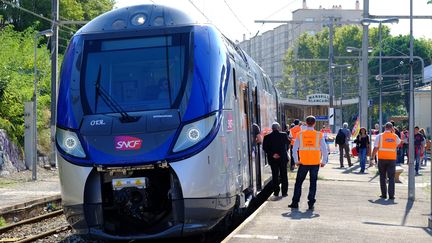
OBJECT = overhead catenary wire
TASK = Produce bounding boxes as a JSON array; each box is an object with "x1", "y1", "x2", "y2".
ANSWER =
[
  {"x1": 223, "y1": 0, "x2": 251, "y2": 35},
  {"x1": 0, "y1": 0, "x2": 76, "y2": 33},
  {"x1": 187, "y1": 0, "x2": 211, "y2": 23},
  {"x1": 251, "y1": 0, "x2": 298, "y2": 37}
]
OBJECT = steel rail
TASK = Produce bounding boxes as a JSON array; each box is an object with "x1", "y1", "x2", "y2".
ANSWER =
[{"x1": 0, "y1": 210, "x2": 63, "y2": 234}]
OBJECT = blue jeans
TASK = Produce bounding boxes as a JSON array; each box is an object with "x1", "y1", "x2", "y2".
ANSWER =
[
  {"x1": 396, "y1": 147, "x2": 403, "y2": 165},
  {"x1": 359, "y1": 148, "x2": 367, "y2": 172},
  {"x1": 292, "y1": 165, "x2": 320, "y2": 205},
  {"x1": 415, "y1": 152, "x2": 420, "y2": 174}
]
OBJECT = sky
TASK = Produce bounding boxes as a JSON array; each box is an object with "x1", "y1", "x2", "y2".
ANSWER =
[{"x1": 114, "y1": 0, "x2": 432, "y2": 42}]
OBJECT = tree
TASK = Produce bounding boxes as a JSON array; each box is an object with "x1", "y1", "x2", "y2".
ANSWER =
[
  {"x1": 281, "y1": 25, "x2": 375, "y2": 99},
  {"x1": 0, "y1": 0, "x2": 115, "y2": 48},
  {"x1": 368, "y1": 35, "x2": 432, "y2": 118},
  {"x1": 0, "y1": 26, "x2": 52, "y2": 154},
  {"x1": 0, "y1": 0, "x2": 114, "y2": 29},
  {"x1": 280, "y1": 24, "x2": 432, "y2": 126}
]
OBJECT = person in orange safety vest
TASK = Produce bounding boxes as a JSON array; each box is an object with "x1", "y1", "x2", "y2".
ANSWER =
[
  {"x1": 371, "y1": 122, "x2": 402, "y2": 200},
  {"x1": 288, "y1": 116, "x2": 328, "y2": 210},
  {"x1": 289, "y1": 119, "x2": 302, "y2": 171}
]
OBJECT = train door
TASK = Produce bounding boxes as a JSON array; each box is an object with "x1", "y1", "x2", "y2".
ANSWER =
[
  {"x1": 252, "y1": 87, "x2": 262, "y2": 190},
  {"x1": 242, "y1": 85, "x2": 254, "y2": 192}
]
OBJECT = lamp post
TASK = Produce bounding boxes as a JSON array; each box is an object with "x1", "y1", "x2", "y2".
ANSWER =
[
  {"x1": 360, "y1": 18, "x2": 399, "y2": 133},
  {"x1": 33, "y1": 29, "x2": 53, "y2": 181},
  {"x1": 331, "y1": 63, "x2": 352, "y2": 129},
  {"x1": 346, "y1": 46, "x2": 373, "y2": 124}
]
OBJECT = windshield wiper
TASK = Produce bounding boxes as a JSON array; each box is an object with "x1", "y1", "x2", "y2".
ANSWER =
[{"x1": 94, "y1": 66, "x2": 138, "y2": 123}]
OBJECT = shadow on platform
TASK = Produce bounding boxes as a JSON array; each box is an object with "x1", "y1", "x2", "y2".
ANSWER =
[
  {"x1": 368, "y1": 198, "x2": 398, "y2": 205},
  {"x1": 363, "y1": 221, "x2": 432, "y2": 236},
  {"x1": 281, "y1": 210, "x2": 320, "y2": 220}
]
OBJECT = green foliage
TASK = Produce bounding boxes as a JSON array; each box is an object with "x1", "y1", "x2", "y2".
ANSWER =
[
  {"x1": 0, "y1": 26, "x2": 51, "y2": 152},
  {"x1": 0, "y1": 0, "x2": 115, "y2": 30},
  {"x1": 0, "y1": 216, "x2": 7, "y2": 227},
  {"x1": 280, "y1": 25, "x2": 432, "y2": 124},
  {"x1": 281, "y1": 25, "x2": 366, "y2": 99},
  {"x1": 0, "y1": 1, "x2": 115, "y2": 154},
  {"x1": 0, "y1": 0, "x2": 115, "y2": 52},
  {"x1": 81, "y1": 0, "x2": 116, "y2": 20}
]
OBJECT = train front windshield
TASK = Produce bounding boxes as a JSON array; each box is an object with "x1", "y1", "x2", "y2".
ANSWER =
[{"x1": 81, "y1": 33, "x2": 189, "y2": 114}]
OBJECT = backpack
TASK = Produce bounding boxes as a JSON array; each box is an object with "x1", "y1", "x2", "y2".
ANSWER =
[{"x1": 335, "y1": 129, "x2": 346, "y2": 145}]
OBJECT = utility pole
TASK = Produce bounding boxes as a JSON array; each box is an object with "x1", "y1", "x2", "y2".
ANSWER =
[
  {"x1": 50, "y1": 0, "x2": 59, "y2": 168},
  {"x1": 360, "y1": 0, "x2": 369, "y2": 131},
  {"x1": 328, "y1": 19, "x2": 335, "y2": 133},
  {"x1": 408, "y1": 0, "x2": 415, "y2": 201},
  {"x1": 378, "y1": 22, "x2": 383, "y2": 132}
]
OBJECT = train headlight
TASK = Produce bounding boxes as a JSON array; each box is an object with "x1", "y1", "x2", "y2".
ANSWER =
[
  {"x1": 131, "y1": 13, "x2": 147, "y2": 26},
  {"x1": 172, "y1": 113, "x2": 217, "y2": 153},
  {"x1": 56, "y1": 128, "x2": 86, "y2": 158}
]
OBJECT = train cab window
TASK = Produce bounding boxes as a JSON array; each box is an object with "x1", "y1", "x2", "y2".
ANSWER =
[{"x1": 81, "y1": 33, "x2": 189, "y2": 114}]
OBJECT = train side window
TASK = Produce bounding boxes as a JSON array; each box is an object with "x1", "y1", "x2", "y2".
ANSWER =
[{"x1": 233, "y1": 68, "x2": 237, "y2": 99}]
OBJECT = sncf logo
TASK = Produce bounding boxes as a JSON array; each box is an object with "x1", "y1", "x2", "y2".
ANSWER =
[
  {"x1": 385, "y1": 138, "x2": 395, "y2": 142},
  {"x1": 115, "y1": 136, "x2": 142, "y2": 151}
]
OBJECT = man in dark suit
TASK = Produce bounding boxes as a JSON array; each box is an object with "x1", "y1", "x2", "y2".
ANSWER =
[{"x1": 263, "y1": 122, "x2": 290, "y2": 198}]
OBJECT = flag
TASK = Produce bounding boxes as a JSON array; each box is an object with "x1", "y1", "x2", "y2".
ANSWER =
[{"x1": 351, "y1": 117, "x2": 360, "y2": 139}]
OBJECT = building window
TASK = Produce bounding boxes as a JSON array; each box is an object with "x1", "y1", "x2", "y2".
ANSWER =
[{"x1": 305, "y1": 17, "x2": 314, "y2": 22}]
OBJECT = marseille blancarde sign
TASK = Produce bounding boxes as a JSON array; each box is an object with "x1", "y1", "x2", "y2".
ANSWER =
[{"x1": 306, "y1": 94, "x2": 329, "y2": 103}]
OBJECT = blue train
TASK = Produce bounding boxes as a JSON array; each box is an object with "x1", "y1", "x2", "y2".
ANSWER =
[{"x1": 56, "y1": 4, "x2": 279, "y2": 240}]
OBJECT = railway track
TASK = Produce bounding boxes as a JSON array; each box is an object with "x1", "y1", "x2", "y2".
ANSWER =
[
  {"x1": 0, "y1": 200, "x2": 71, "y2": 243},
  {"x1": 0, "y1": 183, "x2": 272, "y2": 243}
]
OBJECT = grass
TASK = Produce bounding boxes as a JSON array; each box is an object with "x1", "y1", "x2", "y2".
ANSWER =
[
  {"x1": 0, "y1": 217, "x2": 7, "y2": 227},
  {"x1": 0, "y1": 178, "x2": 18, "y2": 188}
]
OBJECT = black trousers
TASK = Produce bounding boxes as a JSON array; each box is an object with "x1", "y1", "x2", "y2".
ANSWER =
[
  {"x1": 270, "y1": 159, "x2": 288, "y2": 195},
  {"x1": 289, "y1": 146, "x2": 295, "y2": 170},
  {"x1": 292, "y1": 164, "x2": 320, "y2": 205},
  {"x1": 378, "y1": 159, "x2": 396, "y2": 198}
]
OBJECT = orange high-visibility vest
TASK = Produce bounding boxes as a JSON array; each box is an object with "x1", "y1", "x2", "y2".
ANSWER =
[
  {"x1": 290, "y1": 125, "x2": 302, "y2": 144},
  {"x1": 298, "y1": 130, "x2": 322, "y2": 165},
  {"x1": 378, "y1": 132, "x2": 398, "y2": 160}
]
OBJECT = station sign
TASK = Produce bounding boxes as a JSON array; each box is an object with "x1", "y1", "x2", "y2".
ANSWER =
[
  {"x1": 306, "y1": 94, "x2": 329, "y2": 103},
  {"x1": 315, "y1": 116, "x2": 329, "y2": 121}
]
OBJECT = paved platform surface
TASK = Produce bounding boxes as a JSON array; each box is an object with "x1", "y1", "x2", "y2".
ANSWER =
[
  {"x1": 224, "y1": 153, "x2": 432, "y2": 243},
  {"x1": 0, "y1": 169, "x2": 60, "y2": 211}
]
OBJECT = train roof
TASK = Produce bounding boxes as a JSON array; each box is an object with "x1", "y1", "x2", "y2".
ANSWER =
[{"x1": 76, "y1": 4, "x2": 197, "y2": 35}]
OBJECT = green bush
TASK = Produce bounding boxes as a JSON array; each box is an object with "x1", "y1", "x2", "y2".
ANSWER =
[
  {"x1": 0, "y1": 216, "x2": 7, "y2": 227},
  {"x1": 0, "y1": 26, "x2": 52, "y2": 154}
]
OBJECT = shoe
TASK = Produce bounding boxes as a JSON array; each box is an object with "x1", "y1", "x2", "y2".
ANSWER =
[
  {"x1": 379, "y1": 195, "x2": 387, "y2": 199},
  {"x1": 415, "y1": 173, "x2": 422, "y2": 176},
  {"x1": 282, "y1": 193, "x2": 288, "y2": 197},
  {"x1": 348, "y1": 163, "x2": 353, "y2": 167},
  {"x1": 340, "y1": 165, "x2": 345, "y2": 168},
  {"x1": 359, "y1": 170, "x2": 365, "y2": 174},
  {"x1": 389, "y1": 197, "x2": 395, "y2": 200},
  {"x1": 288, "y1": 203, "x2": 299, "y2": 209},
  {"x1": 308, "y1": 204, "x2": 314, "y2": 210},
  {"x1": 273, "y1": 192, "x2": 280, "y2": 197}
]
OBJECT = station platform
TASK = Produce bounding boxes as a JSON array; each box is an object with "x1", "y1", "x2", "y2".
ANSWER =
[{"x1": 223, "y1": 154, "x2": 432, "y2": 243}]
